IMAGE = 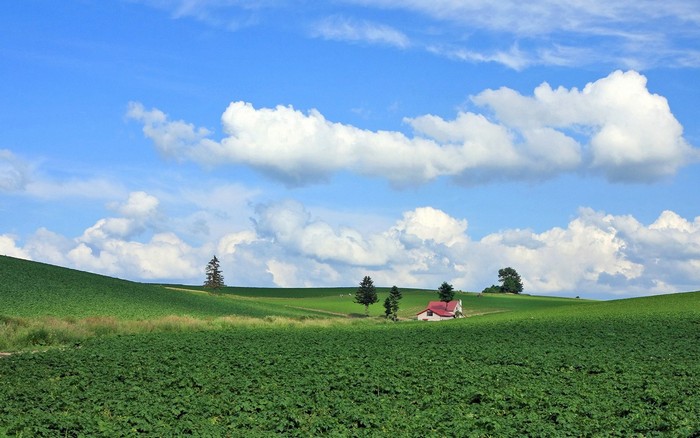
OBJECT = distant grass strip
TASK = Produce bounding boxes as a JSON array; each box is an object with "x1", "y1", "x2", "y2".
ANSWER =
[{"x1": 0, "y1": 314, "x2": 376, "y2": 352}]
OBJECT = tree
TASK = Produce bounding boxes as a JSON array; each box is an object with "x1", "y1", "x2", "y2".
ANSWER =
[
  {"x1": 204, "y1": 255, "x2": 224, "y2": 290},
  {"x1": 355, "y1": 275, "x2": 378, "y2": 316},
  {"x1": 437, "y1": 281, "x2": 455, "y2": 306},
  {"x1": 383, "y1": 285, "x2": 402, "y2": 321},
  {"x1": 498, "y1": 267, "x2": 523, "y2": 294},
  {"x1": 383, "y1": 296, "x2": 394, "y2": 320}
]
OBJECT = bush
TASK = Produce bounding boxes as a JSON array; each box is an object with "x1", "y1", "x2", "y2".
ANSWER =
[{"x1": 482, "y1": 285, "x2": 503, "y2": 294}]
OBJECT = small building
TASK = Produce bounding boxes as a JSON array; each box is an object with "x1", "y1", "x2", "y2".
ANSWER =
[{"x1": 417, "y1": 300, "x2": 463, "y2": 321}]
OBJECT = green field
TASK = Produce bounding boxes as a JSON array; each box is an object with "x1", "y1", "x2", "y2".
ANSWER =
[{"x1": 1, "y1": 256, "x2": 699, "y2": 435}]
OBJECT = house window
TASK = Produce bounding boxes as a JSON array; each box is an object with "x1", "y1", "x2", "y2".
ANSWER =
[{"x1": 427, "y1": 310, "x2": 433, "y2": 316}]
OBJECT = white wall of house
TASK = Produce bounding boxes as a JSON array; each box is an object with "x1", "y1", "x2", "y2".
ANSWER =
[{"x1": 416, "y1": 310, "x2": 452, "y2": 321}]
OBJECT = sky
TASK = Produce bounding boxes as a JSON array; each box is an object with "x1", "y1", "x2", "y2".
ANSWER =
[{"x1": 2, "y1": 1, "x2": 699, "y2": 299}]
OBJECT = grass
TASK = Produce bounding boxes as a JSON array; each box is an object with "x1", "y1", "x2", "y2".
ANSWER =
[{"x1": 0, "y1": 255, "x2": 333, "y2": 320}]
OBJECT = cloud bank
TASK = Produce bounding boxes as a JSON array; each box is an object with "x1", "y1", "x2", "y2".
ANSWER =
[
  {"x1": 129, "y1": 70, "x2": 696, "y2": 186},
  {"x1": 3, "y1": 192, "x2": 699, "y2": 298}
]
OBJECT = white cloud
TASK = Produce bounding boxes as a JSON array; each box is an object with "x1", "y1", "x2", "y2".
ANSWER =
[
  {"x1": 0, "y1": 150, "x2": 30, "y2": 192},
  {"x1": 217, "y1": 230, "x2": 257, "y2": 256},
  {"x1": 312, "y1": 16, "x2": 410, "y2": 48},
  {"x1": 393, "y1": 206, "x2": 468, "y2": 247},
  {"x1": 427, "y1": 44, "x2": 534, "y2": 71},
  {"x1": 129, "y1": 71, "x2": 697, "y2": 185},
  {"x1": 134, "y1": 0, "x2": 700, "y2": 68},
  {"x1": 0, "y1": 234, "x2": 30, "y2": 259},
  {"x1": 9, "y1": 193, "x2": 700, "y2": 297},
  {"x1": 0, "y1": 149, "x2": 125, "y2": 200},
  {"x1": 471, "y1": 70, "x2": 696, "y2": 181},
  {"x1": 341, "y1": 0, "x2": 700, "y2": 68},
  {"x1": 253, "y1": 199, "x2": 402, "y2": 266},
  {"x1": 67, "y1": 232, "x2": 199, "y2": 280},
  {"x1": 266, "y1": 259, "x2": 300, "y2": 288},
  {"x1": 114, "y1": 191, "x2": 160, "y2": 218}
]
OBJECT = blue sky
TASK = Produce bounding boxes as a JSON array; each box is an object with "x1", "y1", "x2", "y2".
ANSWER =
[{"x1": 2, "y1": 1, "x2": 699, "y2": 299}]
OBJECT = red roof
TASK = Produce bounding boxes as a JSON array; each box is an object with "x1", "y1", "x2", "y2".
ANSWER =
[{"x1": 417, "y1": 300, "x2": 461, "y2": 316}]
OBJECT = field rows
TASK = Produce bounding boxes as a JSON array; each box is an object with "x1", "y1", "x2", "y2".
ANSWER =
[{"x1": 2, "y1": 295, "x2": 699, "y2": 436}]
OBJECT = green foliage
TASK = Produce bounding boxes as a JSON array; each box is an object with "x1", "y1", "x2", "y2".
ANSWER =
[
  {"x1": 354, "y1": 276, "x2": 378, "y2": 316},
  {"x1": 1, "y1": 292, "x2": 699, "y2": 436},
  {"x1": 383, "y1": 296, "x2": 393, "y2": 319},
  {"x1": 482, "y1": 284, "x2": 503, "y2": 294},
  {"x1": 437, "y1": 281, "x2": 455, "y2": 303},
  {"x1": 204, "y1": 255, "x2": 224, "y2": 289},
  {"x1": 383, "y1": 286, "x2": 402, "y2": 321},
  {"x1": 498, "y1": 267, "x2": 523, "y2": 294},
  {"x1": 0, "y1": 256, "x2": 325, "y2": 321}
]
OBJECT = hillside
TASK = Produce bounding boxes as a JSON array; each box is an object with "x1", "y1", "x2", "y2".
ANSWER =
[{"x1": 0, "y1": 255, "x2": 329, "y2": 320}]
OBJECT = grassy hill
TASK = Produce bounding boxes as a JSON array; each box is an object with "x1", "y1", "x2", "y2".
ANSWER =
[{"x1": 0, "y1": 255, "x2": 332, "y2": 320}]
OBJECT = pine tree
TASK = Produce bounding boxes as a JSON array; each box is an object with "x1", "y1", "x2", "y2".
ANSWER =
[
  {"x1": 354, "y1": 275, "x2": 378, "y2": 316},
  {"x1": 204, "y1": 255, "x2": 224, "y2": 290},
  {"x1": 387, "y1": 285, "x2": 402, "y2": 321},
  {"x1": 383, "y1": 296, "x2": 394, "y2": 319}
]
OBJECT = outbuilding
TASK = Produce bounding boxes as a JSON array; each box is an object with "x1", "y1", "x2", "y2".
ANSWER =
[{"x1": 417, "y1": 300, "x2": 463, "y2": 321}]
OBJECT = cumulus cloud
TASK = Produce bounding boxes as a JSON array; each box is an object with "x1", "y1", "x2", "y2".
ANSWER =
[
  {"x1": 217, "y1": 230, "x2": 257, "y2": 256},
  {"x1": 8, "y1": 193, "x2": 700, "y2": 297},
  {"x1": 0, "y1": 234, "x2": 31, "y2": 259},
  {"x1": 471, "y1": 70, "x2": 695, "y2": 181},
  {"x1": 68, "y1": 232, "x2": 199, "y2": 280},
  {"x1": 244, "y1": 202, "x2": 700, "y2": 296},
  {"x1": 393, "y1": 207, "x2": 468, "y2": 247},
  {"x1": 7, "y1": 191, "x2": 201, "y2": 281},
  {"x1": 114, "y1": 191, "x2": 160, "y2": 218},
  {"x1": 253, "y1": 200, "x2": 403, "y2": 266},
  {"x1": 129, "y1": 71, "x2": 696, "y2": 185}
]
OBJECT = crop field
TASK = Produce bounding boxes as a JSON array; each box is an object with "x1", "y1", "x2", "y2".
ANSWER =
[{"x1": 2, "y1": 255, "x2": 699, "y2": 435}]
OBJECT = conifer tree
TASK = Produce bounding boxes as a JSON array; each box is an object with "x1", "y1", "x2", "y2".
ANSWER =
[
  {"x1": 383, "y1": 296, "x2": 394, "y2": 319},
  {"x1": 386, "y1": 285, "x2": 402, "y2": 321},
  {"x1": 355, "y1": 275, "x2": 378, "y2": 316},
  {"x1": 204, "y1": 255, "x2": 224, "y2": 290}
]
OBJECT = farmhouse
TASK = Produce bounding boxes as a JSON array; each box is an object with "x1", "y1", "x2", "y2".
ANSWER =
[{"x1": 417, "y1": 300, "x2": 463, "y2": 321}]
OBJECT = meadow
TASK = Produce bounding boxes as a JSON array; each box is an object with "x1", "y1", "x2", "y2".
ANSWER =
[{"x1": 1, "y1": 255, "x2": 699, "y2": 436}]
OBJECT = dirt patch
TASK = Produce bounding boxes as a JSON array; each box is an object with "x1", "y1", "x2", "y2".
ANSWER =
[{"x1": 0, "y1": 352, "x2": 12, "y2": 359}]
